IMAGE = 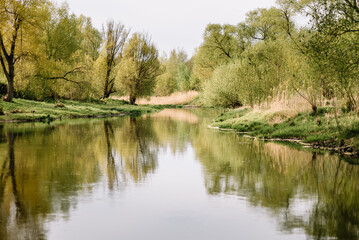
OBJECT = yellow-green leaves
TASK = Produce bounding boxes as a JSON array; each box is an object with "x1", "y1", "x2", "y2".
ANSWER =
[{"x1": 117, "y1": 33, "x2": 161, "y2": 104}]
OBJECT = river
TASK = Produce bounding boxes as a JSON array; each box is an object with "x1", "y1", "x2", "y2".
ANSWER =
[{"x1": 0, "y1": 109, "x2": 358, "y2": 240}]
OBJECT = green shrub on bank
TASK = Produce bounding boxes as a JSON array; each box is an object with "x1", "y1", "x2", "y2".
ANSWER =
[{"x1": 202, "y1": 63, "x2": 243, "y2": 108}]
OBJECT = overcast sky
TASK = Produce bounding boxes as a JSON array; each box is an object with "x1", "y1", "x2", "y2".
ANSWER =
[{"x1": 61, "y1": 0, "x2": 277, "y2": 57}]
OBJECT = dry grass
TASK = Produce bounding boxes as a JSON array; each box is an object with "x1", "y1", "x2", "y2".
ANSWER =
[
  {"x1": 113, "y1": 91, "x2": 199, "y2": 105},
  {"x1": 249, "y1": 93, "x2": 315, "y2": 124},
  {"x1": 256, "y1": 93, "x2": 313, "y2": 113}
]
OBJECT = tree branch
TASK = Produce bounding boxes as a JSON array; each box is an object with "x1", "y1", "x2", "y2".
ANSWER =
[{"x1": 36, "y1": 67, "x2": 86, "y2": 85}]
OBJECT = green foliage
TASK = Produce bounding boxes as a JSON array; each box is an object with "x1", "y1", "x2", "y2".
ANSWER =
[
  {"x1": 195, "y1": 0, "x2": 359, "y2": 115},
  {"x1": 202, "y1": 62, "x2": 242, "y2": 107},
  {"x1": 175, "y1": 62, "x2": 191, "y2": 91},
  {"x1": 202, "y1": 38, "x2": 288, "y2": 108},
  {"x1": 117, "y1": 33, "x2": 161, "y2": 104},
  {"x1": 192, "y1": 24, "x2": 241, "y2": 83},
  {"x1": 198, "y1": 7, "x2": 293, "y2": 108},
  {"x1": 154, "y1": 49, "x2": 194, "y2": 96},
  {"x1": 214, "y1": 108, "x2": 251, "y2": 122}
]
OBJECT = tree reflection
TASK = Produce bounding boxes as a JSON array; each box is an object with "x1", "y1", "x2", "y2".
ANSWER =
[
  {"x1": 0, "y1": 117, "x2": 162, "y2": 239},
  {"x1": 104, "y1": 120, "x2": 118, "y2": 190},
  {"x1": 118, "y1": 117, "x2": 159, "y2": 182},
  {"x1": 193, "y1": 128, "x2": 359, "y2": 239},
  {"x1": 0, "y1": 131, "x2": 45, "y2": 239}
]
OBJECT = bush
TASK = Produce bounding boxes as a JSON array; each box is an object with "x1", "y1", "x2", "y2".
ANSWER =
[{"x1": 202, "y1": 63, "x2": 242, "y2": 107}]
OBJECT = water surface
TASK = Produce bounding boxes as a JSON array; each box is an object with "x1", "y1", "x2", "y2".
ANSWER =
[{"x1": 0, "y1": 109, "x2": 358, "y2": 240}]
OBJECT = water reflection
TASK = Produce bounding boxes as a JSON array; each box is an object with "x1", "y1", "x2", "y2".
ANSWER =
[
  {"x1": 194, "y1": 135, "x2": 359, "y2": 239},
  {"x1": 118, "y1": 117, "x2": 159, "y2": 182},
  {"x1": 0, "y1": 110, "x2": 358, "y2": 239}
]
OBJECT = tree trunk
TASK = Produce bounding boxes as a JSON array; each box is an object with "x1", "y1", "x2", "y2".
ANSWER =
[
  {"x1": 0, "y1": 54, "x2": 15, "y2": 102},
  {"x1": 129, "y1": 95, "x2": 136, "y2": 105},
  {"x1": 0, "y1": 16, "x2": 21, "y2": 102},
  {"x1": 103, "y1": 67, "x2": 111, "y2": 99},
  {"x1": 3, "y1": 73, "x2": 14, "y2": 102},
  {"x1": 103, "y1": 88, "x2": 110, "y2": 99}
]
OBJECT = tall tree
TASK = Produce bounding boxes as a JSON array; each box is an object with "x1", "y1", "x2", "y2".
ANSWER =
[
  {"x1": 117, "y1": 33, "x2": 162, "y2": 104},
  {"x1": 0, "y1": 0, "x2": 45, "y2": 101},
  {"x1": 193, "y1": 24, "x2": 240, "y2": 83},
  {"x1": 289, "y1": 0, "x2": 359, "y2": 110},
  {"x1": 27, "y1": 3, "x2": 101, "y2": 100},
  {"x1": 99, "y1": 20, "x2": 128, "y2": 98}
]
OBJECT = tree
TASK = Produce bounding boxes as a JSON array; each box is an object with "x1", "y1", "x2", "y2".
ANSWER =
[
  {"x1": 0, "y1": 0, "x2": 45, "y2": 101},
  {"x1": 97, "y1": 20, "x2": 128, "y2": 99},
  {"x1": 117, "y1": 33, "x2": 162, "y2": 104},
  {"x1": 175, "y1": 62, "x2": 191, "y2": 91},
  {"x1": 22, "y1": 3, "x2": 101, "y2": 100},
  {"x1": 193, "y1": 24, "x2": 240, "y2": 83},
  {"x1": 287, "y1": 0, "x2": 359, "y2": 111},
  {"x1": 155, "y1": 49, "x2": 189, "y2": 95},
  {"x1": 79, "y1": 16, "x2": 102, "y2": 61},
  {"x1": 244, "y1": 7, "x2": 288, "y2": 42}
]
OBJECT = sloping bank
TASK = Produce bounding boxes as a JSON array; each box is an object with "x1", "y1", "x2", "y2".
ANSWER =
[
  {"x1": 0, "y1": 98, "x2": 160, "y2": 123},
  {"x1": 212, "y1": 108, "x2": 359, "y2": 156}
]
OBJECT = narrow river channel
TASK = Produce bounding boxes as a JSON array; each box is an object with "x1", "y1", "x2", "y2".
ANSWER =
[{"x1": 0, "y1": 109, "x2": 358, "y2": 240}]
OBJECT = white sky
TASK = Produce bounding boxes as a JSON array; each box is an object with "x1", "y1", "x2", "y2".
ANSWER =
[{"x1": 62, "y1": 0, "x2": 277, "y2": 57}]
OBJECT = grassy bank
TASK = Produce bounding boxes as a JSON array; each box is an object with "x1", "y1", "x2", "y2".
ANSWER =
[
  {"x1": 212, "y1": 107, "x2": 359, "y2": 155},
  {"x1": 0, "y1": 98, "x2": 158, "y2": 122}
]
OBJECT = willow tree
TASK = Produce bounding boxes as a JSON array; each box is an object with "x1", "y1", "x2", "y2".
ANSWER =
[
  {"x1": 278, "y1": 0, "x2": 359, "y2": 111},
  {"x1": 193, "y1": 24, "x2": 240, "y2": 83},
  {"x1": 117, "y1": 33, "x2": 161, "y2": 104},
  {"x1": 0, "y1": 0, "x2": 45, "y2": 101},
  {"x1": 95, "y1": 20, "x2": 128, "y2": 98},
  {"x1": 30, "y1": 3, "x2": 90, "y2": 99}
]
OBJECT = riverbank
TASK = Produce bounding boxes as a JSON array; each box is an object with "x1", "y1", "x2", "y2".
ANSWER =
[
  {"x1": 0, "y1": 98, "x2": 159, "y2": 122},
  {"x1": 212, "y1": 107, "x2": 359, "y2": 156}
]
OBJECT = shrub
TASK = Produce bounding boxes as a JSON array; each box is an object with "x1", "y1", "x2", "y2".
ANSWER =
[{"x1": 202, "y1": 63, "x2": 242, "y2": 107}]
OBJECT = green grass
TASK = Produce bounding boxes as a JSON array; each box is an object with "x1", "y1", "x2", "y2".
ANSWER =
[
  {"x1": 214, "y1": 108, "x2": 251, "y2": 123},
  {"x1": 212, "y1": 107, "x2": 359, "y2": 154},
  {"x1": 0, "y1": 98, "x2": 159, "y2": 122}
]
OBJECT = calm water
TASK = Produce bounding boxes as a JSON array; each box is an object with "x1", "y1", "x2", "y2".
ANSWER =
[{"x1": 0, "y1": 109, "x2": 358, "y2": 240}]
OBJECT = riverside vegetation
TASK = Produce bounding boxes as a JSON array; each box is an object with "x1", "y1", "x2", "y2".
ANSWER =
[
  {"x1": 212, "y1": 106, "x2": 359, "y2": 155},
  {"x1": 195, "y1": 0, "x2": 359, "y2": 155}
]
